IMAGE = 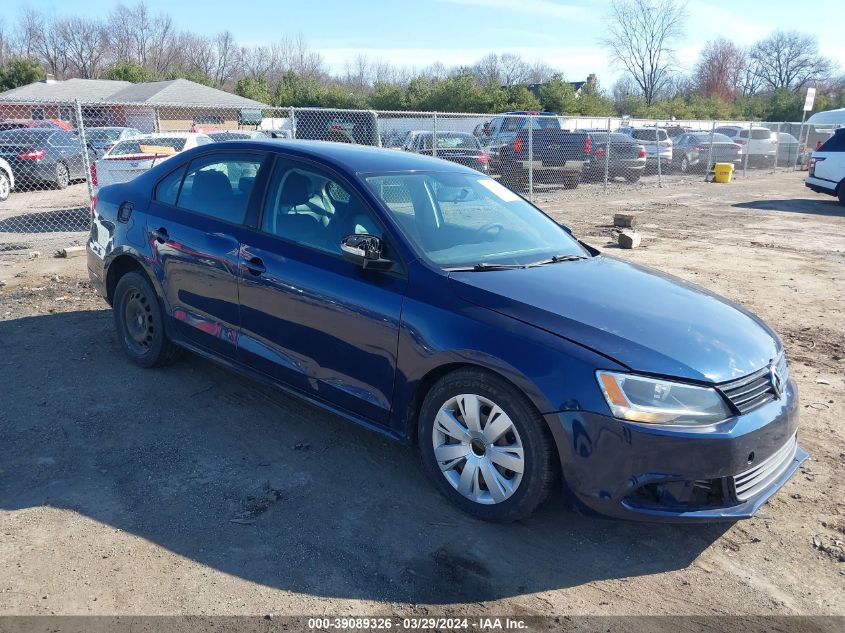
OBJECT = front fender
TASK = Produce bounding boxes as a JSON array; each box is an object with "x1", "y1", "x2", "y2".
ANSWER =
[{"x1": 390, "y1": 263, "x2": 625, "y2": 440}]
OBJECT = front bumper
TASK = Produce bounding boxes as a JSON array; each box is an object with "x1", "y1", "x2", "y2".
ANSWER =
[{"x1": 546, "y1": 378, "x2": 805, "y2": 522}]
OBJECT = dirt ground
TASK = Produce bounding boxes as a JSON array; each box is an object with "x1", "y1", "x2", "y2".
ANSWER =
[{"x1": 0, "y1": 171, "x2": 843, "y2": 619}]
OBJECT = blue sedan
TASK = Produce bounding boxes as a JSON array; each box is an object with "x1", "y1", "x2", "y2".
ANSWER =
[{"x1": 87, "y1": 140, "x2": 806, "y2": 523}]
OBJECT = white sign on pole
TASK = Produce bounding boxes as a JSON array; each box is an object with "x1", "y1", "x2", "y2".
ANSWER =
[{"x1": 803, "y1": 88, "x2": 816, "y2": 111}]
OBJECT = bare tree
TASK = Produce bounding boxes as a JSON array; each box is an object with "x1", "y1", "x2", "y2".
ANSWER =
[
  {"x1": 693, "y1": 38, "x2": 747, "y2": 100},
  {"x1": 601, "y1": 0, "x2": 686, "y2": 105},
  {"x1": 498, "y1": 53, "x2": 529, "y2": 86},
  {"x1": 749, "y1": 30, "x2": 833, "y2": 91},
  {"x1": 59, "y1": 17, "x2": 109, "y2": 79},
  {"x1": 213, "y1": 30, "x2": 238, "y2": 87},
  {"x1": 526, "y1": 60, "x2": 555, "y2": 84}
]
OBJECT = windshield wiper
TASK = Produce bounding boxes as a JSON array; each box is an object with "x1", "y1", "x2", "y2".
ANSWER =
[
  {"x1": 530, "y1": 254, "x2": 589, "y2": 266},
  {"x1": 447, "y1": 262, "x2": 528, "y2": 272}
]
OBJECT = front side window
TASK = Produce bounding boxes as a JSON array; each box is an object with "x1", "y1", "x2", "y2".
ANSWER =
[
  {"x1": 365, "y1": 172, "x2": 587, "y2": 269},
  {"x1": 261, "y1": 159, "x2": 382, "y2": 255},
  {"x1": 176, "y1": 153, "x2": 264, "y2": 223}
]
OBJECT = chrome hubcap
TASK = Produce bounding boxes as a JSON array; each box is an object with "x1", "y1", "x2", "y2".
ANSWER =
[
  {"x1": 0, "y1": 174, "x2": 9, "y2": 199},
  {"x1": 432, "y1": 394, "x2": 524, "y2": 505}
]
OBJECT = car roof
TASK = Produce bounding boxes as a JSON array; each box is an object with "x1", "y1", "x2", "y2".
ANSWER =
[{"x1": 190, "y1": 139, "x2": 481, "y2": 175}]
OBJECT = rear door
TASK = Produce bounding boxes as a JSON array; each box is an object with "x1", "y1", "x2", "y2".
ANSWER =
[
  {"x1": 236, "y1": 155, "x2": 406, "y2": 423},
  {"x1": 146, "y1": 150, "x2": 268, "y2": 358}
]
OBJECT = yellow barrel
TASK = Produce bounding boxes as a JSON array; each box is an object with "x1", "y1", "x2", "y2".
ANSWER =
[{"x1": 713, "y1": 162, "x2": 734, "y2": 183}]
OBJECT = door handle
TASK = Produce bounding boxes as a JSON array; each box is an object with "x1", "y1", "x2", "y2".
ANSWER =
[
  {"x1": 244, "y1": 256, "x2": 265, "y2": 276},
  {"x1": 150, "y1": 227, "x2": 169, "y2": 244}
]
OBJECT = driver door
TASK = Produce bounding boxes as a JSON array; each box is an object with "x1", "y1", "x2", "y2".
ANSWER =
[{"x1": 237, "y1": 156, "x2": 407, "y2": 424}]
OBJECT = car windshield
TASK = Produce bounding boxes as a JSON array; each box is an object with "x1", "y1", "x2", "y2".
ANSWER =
[
  {"x1": 689, "y1": 133, "x2": 733, "y2": 143},
  {"x1": 209, "y1": 132, "x2": 252, "y2": 141},
  {"x1": 109, "y1": 137, "x2": 187, "y2": 155},
  {"x1": 632, "y1": 129, "x2": 668, "y2": 141},
  {"x1": 0, "y1": 129, "x2": 53, "y2": 143},
  {"x1": 364, "y1": 172, "x2": 587, "y2": 269},
  {"x1": 421, "y1": 134, "x2": 479, "y2": 150},
  {"x1": 86, "y1": 129, "x2": 123, "y2": 143}
]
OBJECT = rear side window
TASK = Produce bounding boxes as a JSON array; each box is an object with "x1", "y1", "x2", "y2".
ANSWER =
[
  {"x1": 176, "y1": 153, "x2": 264, "y2": 223},
  {"x1": 750, "y1": 129, "x2": 774, "y2": 140},
  {"x1": 155, "y1": 166, "x2": 186, "y2": 205},
  {"x1": 819, "y1": 130, "x2": 845, "y2": 152}
]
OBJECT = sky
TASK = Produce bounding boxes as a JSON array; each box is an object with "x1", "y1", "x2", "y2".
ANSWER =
[{"x1": 13, "y1": 0, "x2": 845, "y2": 86}]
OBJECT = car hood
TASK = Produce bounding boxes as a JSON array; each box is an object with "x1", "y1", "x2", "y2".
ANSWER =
[{"x1": 449, "y1": 255, "x2": 781, "y2": 383}]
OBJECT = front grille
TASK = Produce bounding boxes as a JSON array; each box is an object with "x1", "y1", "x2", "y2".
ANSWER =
[
  {"x1": 718, "y1": 355, "x2": 788, "y2": 414},
  {"x1": 732, "y1": 433, "x2": 798, "y2": 501}
]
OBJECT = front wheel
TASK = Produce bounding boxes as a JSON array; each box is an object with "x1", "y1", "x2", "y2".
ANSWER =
[
  {"x1": 0, "y1": 171, "x2": 10, "y2": 201},
  {"x1": 418, "y1": 368, "x2": 557, "y2": 522},
  {"x1": 54, "y1": 162, "x2": 69, "y2": 189},
  {"x1": 113, "y1": 271, "x2": 182, "y2": 368}
]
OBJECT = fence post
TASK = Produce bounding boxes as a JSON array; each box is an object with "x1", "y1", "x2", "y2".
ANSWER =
[
  {"x1": 743, "y1": 120, "x2": 751, "y2": 178},
  {"x1": 528, "y1": 115, "x2": 534, "y2": 202},
  {"x1": 432, "y1": 111, "x2": 438, "y2": 158},
  {"x1": 655, "y1": 125, "x2": 663, "y2": 187},
  {"x1": 603, "y1": 117, "x2": 611, "y2": 193},
  {"x1": 74, "y1": 100, "x2": 95, "y2": 209},
  {"x1": 773, "y1": 122, "x2": 781, "y2": 172},
  {"x1": 704, "y1": 120, "x2": 715, "y2": 182},
  {"x1": 289, "y1": 106, "x2": 296, "y2": 139}
]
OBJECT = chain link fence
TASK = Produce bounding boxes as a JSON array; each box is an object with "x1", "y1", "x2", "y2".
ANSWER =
[{"x1": 0, "y1": 99, "x2": 835, "y2": 260}]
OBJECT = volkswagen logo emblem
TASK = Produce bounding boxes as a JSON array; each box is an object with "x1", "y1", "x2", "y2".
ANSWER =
[{"x1": 769, "y1": 361, "x2": 783, "y2": 398}]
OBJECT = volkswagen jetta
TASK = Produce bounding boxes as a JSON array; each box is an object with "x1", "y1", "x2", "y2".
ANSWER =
[{"x1": 87, "y1": 140, "x2": 806, "y2": 523}]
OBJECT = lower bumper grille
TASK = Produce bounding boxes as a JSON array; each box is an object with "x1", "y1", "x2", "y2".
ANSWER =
[{"x1": 732, "y1": 433, "x2": 798, "y2": 501}]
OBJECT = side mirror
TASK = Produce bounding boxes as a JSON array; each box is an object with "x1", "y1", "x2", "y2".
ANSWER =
[{"x1": 340, "y1": 234, "x2": 394, "y2": 271}]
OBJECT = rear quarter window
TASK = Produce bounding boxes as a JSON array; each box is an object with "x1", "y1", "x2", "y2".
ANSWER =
[
  {"x1": 751, "y1": 129, "x2": 774, "y2": 140},
  {"x1": 819, "y1": 130, "x2": 845, "y2": 152},
  {"x1": 155, "y1": 166, "x2": 186, "y2": 205}
]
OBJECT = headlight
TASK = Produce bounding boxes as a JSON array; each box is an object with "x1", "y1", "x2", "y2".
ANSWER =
[{"x1": 596, "y1": 371, "x2": 731, "y2": 426}]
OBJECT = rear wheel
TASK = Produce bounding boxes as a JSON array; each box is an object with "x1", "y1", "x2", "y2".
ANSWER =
[
  {"x1": 113, "y1": 271, "x2": 182, "y2": 368},
  {"x1": 54, "y1": 162, "x2": 69, "y2": 190},
  {"x1": 418, "y1": 368, "x2": 557, "y2": 522},
  {"x1": 501, "y1": 172, "x2": 527, "y2": 193},
  {"x1": 838, "y1": 181, "x2": 845, "y2": 207},
  {"x1": 625, "y1": 172, "x2": 641, "y2": 183},
  {"x1": 562, "y1": 174, "x2": 579, "y2": 189}
]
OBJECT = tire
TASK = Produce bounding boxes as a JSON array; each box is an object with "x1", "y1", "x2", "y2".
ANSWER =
[
  {"x1": 625, "y1": 172, "x2": 641, "y2": 183},
  {"x1": 680, "y1": 156, "x2": 690, "y2": 173},
  {"x1": 0, "y1": 171, "x2": 10, "y2": 202},
  {"x1": 562, "y1": 175, "x2": 579, "y2": 190},
  {"x1": 501, "y1": 173, "x2": 527, "y2": 193},
  {"x1": 113, "y1": 271, "x2": 182, "y2": 368},
  {"x1": 418, "y1": 368, "x2": 557, "y2": 522},
  {"x1": 838, "y1": 181, "x2": 845, "y2": 207},
  {"x1": 54, "y1": 162, "x2": 69, "y2": 190}
]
